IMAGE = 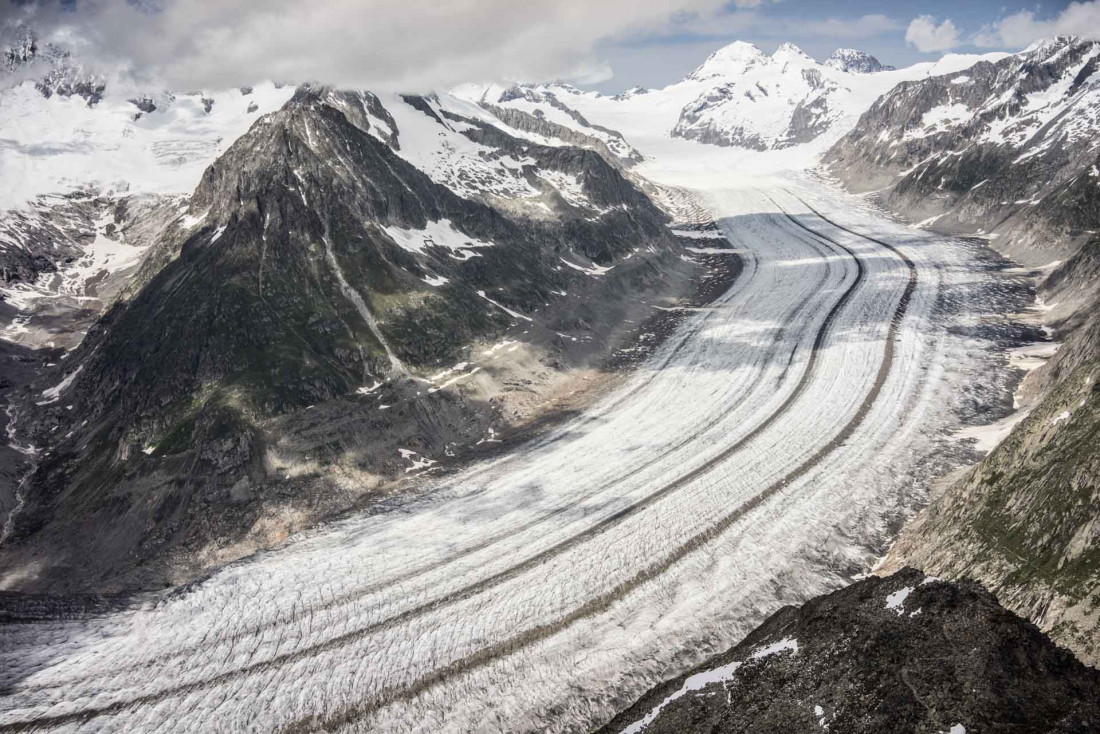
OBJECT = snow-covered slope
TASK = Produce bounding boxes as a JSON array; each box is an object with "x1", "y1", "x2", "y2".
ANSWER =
[
  {"x1": 451, "y1": 82, "x2": 643, "y2": 167},
  {"x1": 1, "y1": 26, "x2": 298, "y2": 211}
]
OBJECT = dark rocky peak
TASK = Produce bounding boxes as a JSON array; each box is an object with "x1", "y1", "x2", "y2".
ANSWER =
[
  {"x1": 824, "y1": 48, "x2": 894, "y2": 73},
  {"x1": 0, "y1": 80, "x2": 691, "y2": 591},
  {"x1": 57, "y1": 82, "x2": 670, "y2": 432},
  {"x1": 191, "y1": 91, "x2": 424, "y2": 236},
  {"x1": 599, "y1": 569, "x2": 1100, "y2": 734},
  {"x1": 284, "y1": 85, "x2": 400, "y2": 150}
]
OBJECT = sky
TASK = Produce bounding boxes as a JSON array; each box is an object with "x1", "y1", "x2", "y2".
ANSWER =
[{"x1": 1, "y1": 0, "x2": 1097, "y2": 94}]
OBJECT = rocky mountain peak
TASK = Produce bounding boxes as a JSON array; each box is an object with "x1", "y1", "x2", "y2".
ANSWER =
[
  {"x1": 1023, "y1": 34, "x2": 1083, "y2": 56},
  {"x1": 824, "y1": 47, "x2": 894, "y2": 73},
  {"x1": 0, "y1": 84, "x2": 692, "y2": 589}
]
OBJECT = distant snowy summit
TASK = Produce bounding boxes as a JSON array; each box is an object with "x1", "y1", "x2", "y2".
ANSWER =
[
  {"x1": 670, "y1": 41, "x2": 911, "y2": 150},
  {"x1": 674, "y1": 42, "x2": 840, "y2": 149},
  {"x1": 824, "y1": 48, "x2": 895, "y2": 74},
  {"x1": 462, "y1": 39, "x2": 1005, "y2": 158},
  {"x1": 687, "y1": 42, "x2": 892, "y2": 82},
  {"x1": 685, "y1": 40, "x2": 772, "y2": 82}
]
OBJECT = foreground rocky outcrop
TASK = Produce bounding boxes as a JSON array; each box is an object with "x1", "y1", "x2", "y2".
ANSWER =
[{"x1": 597, "y1": 569, "x2": 1100, "y2": 734}]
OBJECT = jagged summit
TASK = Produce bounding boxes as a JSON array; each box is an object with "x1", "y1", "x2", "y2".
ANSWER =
[
  {"x1": 824, "y1": 48, "x2": 894, "y2": 73},
  {"x1": 1022, "y1": 34, "x2": 1081, "y2": 54},
  {"x1": 2, "y1": 24, "x2": 107, "y2": 104}
]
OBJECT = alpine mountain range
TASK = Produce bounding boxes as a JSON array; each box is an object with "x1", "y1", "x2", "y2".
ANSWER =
[{"x1": 1, "y1": 15, "x2": 1100, "y2": 734}]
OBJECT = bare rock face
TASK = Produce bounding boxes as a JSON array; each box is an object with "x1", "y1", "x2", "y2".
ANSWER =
[
  {"x1": 598, "y1": 569, "x2": 1100, "y2": 734},
  {"x1": 824, "y1": 48, "x2": 894, "y2": 74},
  {"x1": 826, "y1": 36, "x2": 1100, "y2": 267},
  {"x1": 128, "y1": 95, "x2": 157, "y2": 114},
  {"x1": 825, "y1": 35, "x2": 1100, "y2": 668}
]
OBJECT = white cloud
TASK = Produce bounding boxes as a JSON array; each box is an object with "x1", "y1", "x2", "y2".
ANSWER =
[
  {"x1": 973, "y1": 1, "x2": 1100, "y2": 49},
  {"x1": 4, "y1": 0, "x2": 731, "y2": 92},
  {"x1": 905, "y1": 15, "x2": 961, "y2": 53},
  {"x1": 804, "y1": 14, "x2": 901, "y2": 40}
]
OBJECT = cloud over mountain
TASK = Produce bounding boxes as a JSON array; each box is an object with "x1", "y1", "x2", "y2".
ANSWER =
[{"x1": 2, "y1": 0, "x2": 730, "y2": 91}]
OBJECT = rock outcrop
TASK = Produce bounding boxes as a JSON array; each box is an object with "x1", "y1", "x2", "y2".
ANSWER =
[
  {"x1": 824, "y1": 48, "x2": 895, "y2": 74},
  {"x1": 598, "y1": 569, "x2": 1100, "y2": 733}
]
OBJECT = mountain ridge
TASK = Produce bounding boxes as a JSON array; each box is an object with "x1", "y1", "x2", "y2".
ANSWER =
[{"x1": 0, "y1": 83, "x2": 730, "y2": 592}]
